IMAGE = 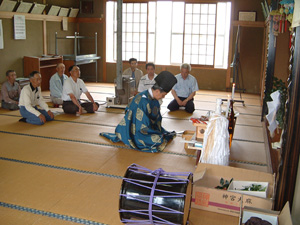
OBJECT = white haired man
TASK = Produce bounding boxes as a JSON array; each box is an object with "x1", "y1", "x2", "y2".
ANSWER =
[
  {"x1": 167, "y1": 63, "x2": 199, "y2": 113},
  {"x1": 49, "y1": 63, "x2": 68, "y2": 107}
]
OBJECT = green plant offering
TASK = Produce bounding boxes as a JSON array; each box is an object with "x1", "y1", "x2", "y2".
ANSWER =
[
  {"x1": 215, "y1": 178, "x2": 233, "y2": 190},
  {"x1": 241, "y1": 184, "x2": 267, "y2": 192}
]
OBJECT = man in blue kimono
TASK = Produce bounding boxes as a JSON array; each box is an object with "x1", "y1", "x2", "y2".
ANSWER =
[{"x1": 101, "y1": 71, "x2": 177, "y2": 152}]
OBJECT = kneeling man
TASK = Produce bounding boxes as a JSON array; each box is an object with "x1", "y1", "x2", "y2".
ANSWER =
[
  {"x1": 101, "y1": 71, "x2": 177, "y2": 152},
  {"x1": 19, "y1": 71, "x2": 54, "y2": 125},
  {"x1": 167, "y1": 63, "x2": 198, "y2": 113},
  {"x1": 62, "y1": 65, "x2": 99, "y2": 115}
]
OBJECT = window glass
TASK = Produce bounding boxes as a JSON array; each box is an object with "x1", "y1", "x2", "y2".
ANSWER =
[
  {"x1": 171, "y1": 34, "x2": 183, "y2": 64},
  {"x1": 106, "y1": 1, "x2": 231, "y2": 68}
]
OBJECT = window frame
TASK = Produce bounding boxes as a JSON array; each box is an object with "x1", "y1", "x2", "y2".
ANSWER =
[{"x1": 106, "y1": 0, "x2": 230, "y2": 69}]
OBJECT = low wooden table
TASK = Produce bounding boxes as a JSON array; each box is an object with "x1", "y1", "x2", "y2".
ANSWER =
[{"x1": 183, "y1": 131, "x2": 203, "y2": 165}]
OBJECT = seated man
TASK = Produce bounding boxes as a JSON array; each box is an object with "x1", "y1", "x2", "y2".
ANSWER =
[
  {"x1": 137, "y1": 63, "x2": 157, "y2": 93},
  {"x1": 1, "y1": 70, "x2": 21, "y2": 110},
  {"x1": 49, "y1": 63, "x2": 68, "y2": 107},
  {"x1": 167, "y1": 63, "x2": 199, "y2": 113},
  {"x1": 122, "y1": 58, "x2": 143, "y2": 93},
  {"x1": 100, "y1": 71, "x2": 177, "y2": 152},
  {"x1": 19, "y1": 71, "x2": 54, "y2": 125},
  {"x1": 62, "y1": 65, "x2": 99, "y2": 115}
]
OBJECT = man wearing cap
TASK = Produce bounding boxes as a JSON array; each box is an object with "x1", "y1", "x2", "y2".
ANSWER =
[
  {"x1": 167, "y1": 63, "x2": 199, "y2": 113},
  {"x1": 100, "y1": 71, "x2": 177, "y2": 152}
]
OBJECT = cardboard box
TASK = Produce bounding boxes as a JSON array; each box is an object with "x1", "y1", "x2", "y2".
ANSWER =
[
  {"x1": 228, "y1": 181, "x2": 268, "y2": 198},
  {"x1": 241, "y1": 202, "x2": 293, "y2": 225},
  {"x1": 192, "y1": 163, "x2": 275, "y2": 217}
]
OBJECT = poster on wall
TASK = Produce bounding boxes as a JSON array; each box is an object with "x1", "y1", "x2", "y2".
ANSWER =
[
  {"x1": 62, "y1": 17, "x2": 68, "y2": 31},
  {"x1": 0, "y1": 20, "x2": 3, "y2": 49},
  {"x1": 14, "y1": 15, "x2": 26, "y2": 40}
]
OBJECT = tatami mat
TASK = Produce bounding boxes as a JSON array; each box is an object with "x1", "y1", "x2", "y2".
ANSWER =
[
  {"x1": 0, "y1": 82, "x2": 270, "y2": 225},
  {"x1": 230, "y1": 141, "x2": 267, "y2": 164},
  {"x1": 233, "y1": 124, "x2": 264, "y2": 142},
  {"x1": 0, "y1": 207, "x2": 46, "y2": 225}
]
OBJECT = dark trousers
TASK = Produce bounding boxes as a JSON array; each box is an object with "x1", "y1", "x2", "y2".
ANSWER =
[
  {"x1": 2, "y1": 100, "x2": 19, "y2": 110},
  {"x1": 62, "y1": 100, "x2": 99, "y2": 114},
  {"x1": 167, "y1": 97, "x2": 195, "y2": 113}
]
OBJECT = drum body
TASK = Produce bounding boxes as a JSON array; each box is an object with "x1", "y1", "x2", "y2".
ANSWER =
[{"x1": 119, "y1": 164, "x2": 193, "y2": 225}]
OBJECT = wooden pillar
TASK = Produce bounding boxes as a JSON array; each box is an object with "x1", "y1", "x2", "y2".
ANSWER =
[
  {"x1": 103, "y1": 0, "x2": 107, "y2": 82},
  {"x1": 226, "y1": 2, "x2": 235, "y2": 90},
  {"x1": 116, "y1": 0, "x2": 123, "y2": 89},
  {"x1": 43, "y1": 19, "x2": 47, "y2": 55},
  {"x1": 42, "y1": 0, "x2": 47, "y2": 55},
  {"x1": 275, "y1": 27, "x2": 300, "y2": 211}
]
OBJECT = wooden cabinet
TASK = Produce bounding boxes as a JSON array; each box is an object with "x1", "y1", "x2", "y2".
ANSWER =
[{"x1": 23, "y1": 56, "x2": 63, "y2": 91}]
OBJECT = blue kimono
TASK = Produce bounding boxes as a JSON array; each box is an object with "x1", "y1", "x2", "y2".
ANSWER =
[{"x1": 101, "y1": 90, "x2": 175, "y2": 152}]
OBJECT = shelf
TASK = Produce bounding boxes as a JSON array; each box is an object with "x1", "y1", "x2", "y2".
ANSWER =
[
  {"x1": 40, "y1": 64, "x2": 57, "y2": 69},
  {"x1": 56, "y1": 33, "x2": 100, "y2": 82},
  {"x1": 39, "y1": 56, "x2": 62, "y2": 61},
  {"x1": 232, "y1": 20, "x2": 265, "y2": 28},
  {"x1": 0, "y1": 11, "x2": 104, "y2": 23},
  {"x1": 0, "y1": 11, "x2": 76, "y2": 22},
  {"x1": 76, "y1": 17, "x2": 104, "y2": 23}
]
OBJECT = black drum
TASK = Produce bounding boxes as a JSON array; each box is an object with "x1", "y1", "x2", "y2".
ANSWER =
[{"x1": 119, "y1": 164, "x2": 193, "y2": 224}]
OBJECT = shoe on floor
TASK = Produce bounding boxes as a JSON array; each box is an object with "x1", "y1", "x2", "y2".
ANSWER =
[
  {"x1": 19, "y1": 118, "x2": 26, "y2": 122},
  {"x1": 53, "y1": 104, "x2": 60, "y2": 108}
]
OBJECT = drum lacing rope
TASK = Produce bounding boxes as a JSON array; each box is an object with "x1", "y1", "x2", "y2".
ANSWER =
[
  {"x1": 120, "y1": 164, "x2": 192, "y2": 224},
  {"x1": 149, "y1": 167, "x2": 163, "y2": 224}
]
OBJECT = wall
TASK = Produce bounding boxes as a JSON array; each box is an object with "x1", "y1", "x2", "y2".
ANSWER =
[
  {"x1": 46, "y1": 22, "x2": 77, "y2": 56},
  {"x1": 1, "y1": 0, "x2": 290, "y2": 94},
  {"x1": 0, "y1": 0, "x2": 78, "y2": 83},
  {"x1": 274, "y1": 31, "x2": 290, "y2": 83},
  {"x1": 0, "y1": 19, "x2": 43, "y2": 82},
  {"x1": 78, "y1": 22, "x2": 104, "y2": 82},
  {"x1": 103, "y1": 0, "x2": 267, "y2": 93},
  {"x1": 76, "y1": 0, "x2": 104, "y2": 82},
  {"x1": 233, "y1": 0, "x2": 265, "y2": 22},
  {"x1": 234, "y1": 26, "x2": 264, "y2": 93},
  {"x1": 107, "y1": 62, "x2": 227, "y2": 91}
]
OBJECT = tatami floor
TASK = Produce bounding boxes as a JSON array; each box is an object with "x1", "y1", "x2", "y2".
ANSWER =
[{"x1": 0, "y1": 83, "x2": 269, "y2": 225}]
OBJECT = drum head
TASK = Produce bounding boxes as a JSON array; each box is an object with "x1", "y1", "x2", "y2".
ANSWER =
[{"x1": 119, "y1": 165, "x2": 193, "y2": 225}]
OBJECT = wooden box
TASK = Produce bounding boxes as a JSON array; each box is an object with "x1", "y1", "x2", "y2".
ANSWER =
[{"x1": 194, "y1": 123, "x2": 207, "y2": 141}]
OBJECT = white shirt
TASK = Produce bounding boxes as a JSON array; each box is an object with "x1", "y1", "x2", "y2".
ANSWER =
[
  {"x1": 19, "y1": 84, "x2": 49, "y2": 117},
  {"x1": 138, "y1": 74, "x2": 157, "y2": 92},
  {"x1": 62, "y1": 77, "x2": 88, "y2": 101},
  {"x1": 49, "y1": 72, "x2": 68, "y2": 98}
]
